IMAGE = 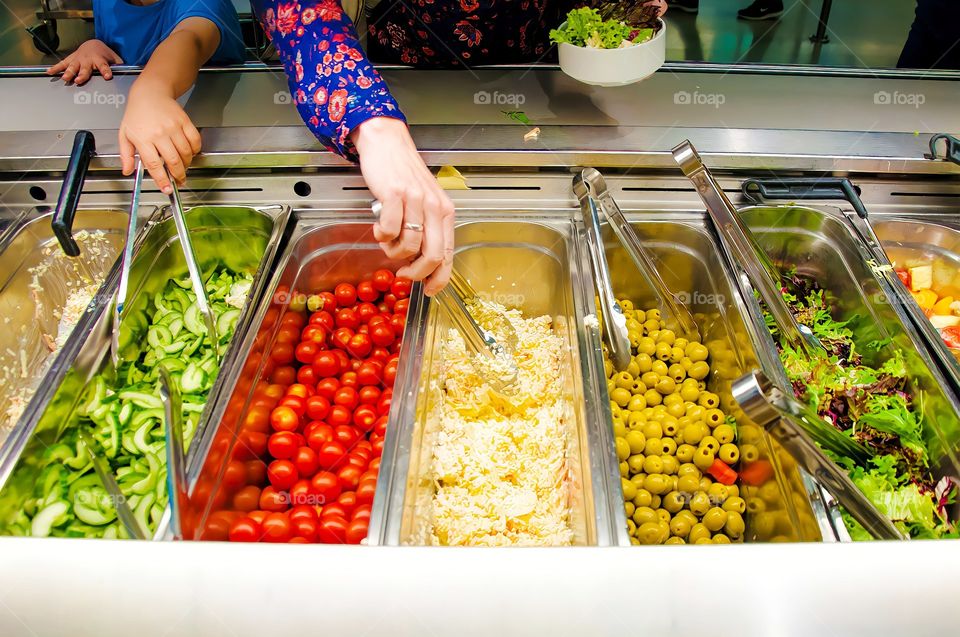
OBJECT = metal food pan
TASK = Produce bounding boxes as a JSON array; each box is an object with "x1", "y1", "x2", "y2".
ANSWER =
[
  {"x1": 739, "y1": 205, "x2": 960, "y2": 532},
  {"x1": 598, "y1": 214, "x2": 827, "y2": 544},
  {"x1": 0, "y1": 205, "x2": 289, "y2": 539},
  {"x1": 183, "y1": 215, "x2": 412, "y2": 542},
  {"x1": 0, "y1": 208, "x2": 129, "y2": 455},
  {"x1": 377, "y1": 214, "x2": 615, "y2": 547}
]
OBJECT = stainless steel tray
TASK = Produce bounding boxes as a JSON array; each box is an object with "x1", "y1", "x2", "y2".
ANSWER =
[
  {"x1": 0, "y1": 205, "x2": 289, "y2": 539},
  {"x1": 597, "y1": 213, "x2": 828, "y2": 544},
  {"x1": 0, "y1": 208, "x2": 130, "y2": 455},
  {"x1": 376, "y1": 214, "x2": 618, "y2": 547},
  {"x1": 182, "y1": 214, "x2": 412, "y2": 541},
  {"x1": 737, "y1": 205, "x2": 960, "y2": 535}
]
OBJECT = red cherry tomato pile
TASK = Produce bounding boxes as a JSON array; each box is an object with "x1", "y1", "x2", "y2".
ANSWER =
[{"x1": 226, "y1": 270, "x2": 411, "y2": 544}]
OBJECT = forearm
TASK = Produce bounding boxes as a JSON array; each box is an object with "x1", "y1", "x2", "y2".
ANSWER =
[
  {"x1": 132, "y1": 21, "x2": 219, "y2": 99},
  {"x1": 254, "y1": 1, "x2": 405, "y2": 159}
]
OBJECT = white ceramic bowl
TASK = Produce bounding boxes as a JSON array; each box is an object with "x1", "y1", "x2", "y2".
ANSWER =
[{"x1": 557, "y1": 18, "x2": 666, "y2": 87}]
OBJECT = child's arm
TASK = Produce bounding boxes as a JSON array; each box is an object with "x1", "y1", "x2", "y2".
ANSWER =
[
  {"x1": 46, "y1": 40, "x2": 123, "y2": 85},
  {"x1": 118, "y1": 17, "x2": 221, "y2": 194}
]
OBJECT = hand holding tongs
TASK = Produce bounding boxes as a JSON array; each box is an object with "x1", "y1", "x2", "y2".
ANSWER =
[
  {"x1": 369, "y1": 200, "x2": 519, "y2": 391},
  {"x1": 167, "y1": 170, "x2": 220, "y2": 358},
  {"x1": 159, "y1": 366, "x2": 188, "y2": 540},
  {"x1": 672, "y1": 141, "x2": 828, "y2": 360},
  {"x1": 732, "y1": 370, "x2": 904, "y2": 541}
]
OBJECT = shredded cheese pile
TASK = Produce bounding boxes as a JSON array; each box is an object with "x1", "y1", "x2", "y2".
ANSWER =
[{"x1": 427, "y1": 305, "x2": 574, "y2": 546}]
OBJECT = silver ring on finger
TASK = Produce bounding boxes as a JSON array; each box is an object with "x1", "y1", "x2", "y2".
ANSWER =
[{"x1": 403, "y1": 222, "x2": 424, "y2": 232}]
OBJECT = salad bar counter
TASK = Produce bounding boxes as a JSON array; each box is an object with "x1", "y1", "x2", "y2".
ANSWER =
[{"x1": 0, "y1": 66, "x2": 958, "y2": 636}]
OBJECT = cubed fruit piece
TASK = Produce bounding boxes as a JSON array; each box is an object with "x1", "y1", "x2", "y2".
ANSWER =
[
  {"x1": 930, "y1": 314, "x2": 960, "y2": 329},
  {"x1": 909, "y1": 265, "x2": 933, "y2": 292},
  {"x1": 895, "y1": 268, "x2": 911, "y2": 288},
  {"x1": 913, "y1": 289, "x2": 938, "y2": 311},
  {"x1": 933, "y1": 296, "x2": 955, "y2": 315}
]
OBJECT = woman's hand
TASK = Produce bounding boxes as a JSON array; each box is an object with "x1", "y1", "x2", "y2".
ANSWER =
[
  {"x1": 645, "y1": 0, "x2": 668, "y2": 16},
  {"x1": 118, "y1": 79, "x2": 201, "y2": 194},
  {"x1": 46, "y1": 39, "x2": 123, "y2": 85},
  {"x1": 352, "y1": 117, "x2": 455, "y2": 296}
]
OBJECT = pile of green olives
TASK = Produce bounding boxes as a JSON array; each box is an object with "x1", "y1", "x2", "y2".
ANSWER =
[{"x1": 605, "y1": 301, "x2": 746, "y2": 545}]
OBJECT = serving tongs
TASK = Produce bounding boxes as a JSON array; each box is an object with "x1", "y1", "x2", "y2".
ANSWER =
[
  {"x1": 76, "y1": 428, "x2": 148, "y2": 540},
  {"x1": 167, "y1": 170, "x2": 220, "y2": 359},
  {"x1": 159, "y1": 366, "x2": 188, "y2": 540},
  {"x1": 575, "y1": 169, "x2": 700, "y2": 353},
  {"x1": 672, "y1": 141, "x2": 828, "y2": 360},
  {"x1": 732, "y1": 370, "x2": 905, "y2": 541},
  {"x1": 108, "y1": 160, "x2": 144, "y2": 367},
  {"x1": 369, "y1": 200, "x2": 519, "y2": 390}
]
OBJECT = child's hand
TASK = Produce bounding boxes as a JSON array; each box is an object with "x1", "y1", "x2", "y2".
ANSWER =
[
  {"x1": 119, "y1": 82, "x2": 201, "y2": 195},
  {"x1": 46, "y1": 40, "x2": 123, "y2": 86}
]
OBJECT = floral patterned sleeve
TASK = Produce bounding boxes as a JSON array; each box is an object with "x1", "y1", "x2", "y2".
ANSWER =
[{"x1": 253, "y1": 1, "x2": 406, "y2": 161}]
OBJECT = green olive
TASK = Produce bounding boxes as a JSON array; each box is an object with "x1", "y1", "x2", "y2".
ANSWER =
[
  {"x1": 619, "y1": 299, "x2": 635, "y2": 313},
  {"x1": 680, "y1": 357, "x2": 695, "y2": 371},
  {"x1": 660, "y1": 454, "x2": 679, "y2": 476},
  {"x1": 682, "y1": 424, "x2": 704, "y2": 446},
  {"x1": 626, "y1": 518, "x2": 636, "y2": 535},
  {"x1": 633, "y1": 506, "x2": 658, "y2": 527},
  {"x1": 613, "y1": 421, "x2": 628, "y2": 439},
  {"x1": 615, "y1": 437, "x2": 630, "y2": 461},
  {"x1": 633, "y1": 489, "x2": 653, "y2": 508},
  {"x1": 677, "y1": 463, "x2": 700, "y2": 478},
  {"x1": 644, "y1": 437, "x2": 662, "y2": 456},
  {"x1": 689, "y1": 491, "x2": 712, "y2": 517},
  {"x1": 656, "y1": 509, "x2": 672, "y2": 525},
  {"x1": 647, "y1": 329, "x2": 660, "y2": 342},
  {"x1": 669, "y1": 347, "x2": 685, "y2": 364},
  {"x1": 686, "y1": 405, "x2": 705, "y2": 421},
  {"x1": 640, "y1": 371, "x2": 660, "y2": 389},
  {"x1": 641, "y1": 421, "x2": 663, "y2": 439},
  {"x1": 630, "y1": 381, "x2": 647, "y2": 395},
  {"x1": 725, "y1": 511, "x2": 746, "y2": 538},
  {"x1": 636, "y1": 521, "x2": 662, "y2": 545},
  {"x1": 625, "y1": 502, "x2": 636, "y2": 519},
  {"x1": 669, "y1": 515, "x2": 692, "y2": 538},
  {"x1": 686, "y1": 342, "x2": 709, "y2": 362},
  {"x1": 634, "y1": 309, "x2": 647, "y2": 323},
  {"x1": 655, "y1": 342, "x2": 672, "y2": 361},
  {"x1": 707, "y1": 483, "x2": 729, "y2": 503},
  {"x1": 644, "y1": 474, "x2": 669, "y2": 495},
  {"x1": 606, "y1": 379, "x2": 616, "y2": 396},
  {"x1": 688, "y1": 361, "x2": 710, "y2": 380},
  {"x1": 627, "y1": 454, "x2": 646, "y2": 474},
  {"x1": 643, "y1": 456, "x2": 664, "y2": 475},
  {"x1": 741, "y1": 443, "x2": 760, "y2": 463},
  {"x1": 718, "y1": 443, "x2": 740, "y2": 464},
  {"x1": 668, "y1": 363, "x2": 687, "y2": 382},
  {"x1": 637, "y1": 336, "x2": 657, "y2": 355},
  {"x1": 635, "y1": 353, "x2": 653, "y2": 373},
  {"x1": 676, "y1": 474, "x2": 700, "y2": 495},
  {"x1": 663, "y1": 490, "x2": 685, "y2": 513},
  {"x1": 626, "y1": 359, "x2": 641, "y2": 378},
  {"x1": 712, "y1": 533, "x2": 732, "y2": 544},
  {"x1": 703, "y1": 408, "x2": 725, "y2": 427},
  {"x1": 614, "y1": 371, "x2": 635, "y2": 390},
  {"x1": 603, "y1": 358, "x2": 615, "y2": 378},
  {"x1": 611, "y1": 387, "x2": 632, "y2": 408},
  {"x1": 702, "y1": 507, "x2": 728, "y2": 532},
  {"x1": 626, "y1": 396, "x2": 647, "y2": 413},
  {"x1": 628, "y1": 411, "x2": 646, "y2": 429},
  {"x1": 621, "y1": 477, "x2": 638, "y2": 501},
  {"x1": 625, "y1": 430, "x2": 646, "y2": 454},
  {"x1": 620, "y1": 461, "x2": 629, "y2": 477},
  {"x1": 676, "y1": 444, "x2": 696, "y2": 464},
  {"x1": 649, "y1": 494, "x2": 662, "y2": 509},
  {"x1": 651, "y1": 360, "x2": 669, "y2": 376},
  {"x1": 647, "y1": 308, "x2": 661, "y2": 321},
  {"x1": 699, "y1": 436, "x2": 720, "y2": 453},
  {"x1": 723, "y1": 496, "x2": 746, "y2": 514},
  {"x1": 665, "y1": 536, "x2": 686, "y2": 545},
  {"x1": 656, "y1": 329, "x2": 675, "y2": 346},
  {"x1": 688, "y1": 523, "x2": 712, "y2": 543},
  {"x1": 663, "y1": 408, "x2": 684, "y2": 429},
  {"x1": 644, "y1": 389, "x2": 663, "y2": 407},
  {"x1": 713, "y1": 424, "x2": 735, "y2": 444},
  {"x1": 289, "y1": 294, "x2": 307, "y2": 313},
  {"x1": 662, "y1": 392, "x2": 683, "y2": 406},
  {"x1": 679, "y1": 385, "x2": 700, "y2": 403},
  {"x1": 655, "y1": 377, "x2": 676, "y2": 395}
]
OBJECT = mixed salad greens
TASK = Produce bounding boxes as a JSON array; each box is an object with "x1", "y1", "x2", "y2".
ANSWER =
[
  {"x1": 765, "y1": 268, "x2": 958, "y2": 539},
  {"x1": 0, "y1": 267, "x2": 251, "y2": 538},
  {"x1": 550, "y1": 6, "x2": 660, "y2": 49}
]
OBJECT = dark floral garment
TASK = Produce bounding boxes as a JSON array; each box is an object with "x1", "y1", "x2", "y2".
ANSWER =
[{"x1": 253, "y1": 0, "x2": 573, "y2": 160}]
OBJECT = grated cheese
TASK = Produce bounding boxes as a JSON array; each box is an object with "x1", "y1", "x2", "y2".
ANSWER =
[{"x1": 426, "y1": 304, "x2": 575, "y2": 546}]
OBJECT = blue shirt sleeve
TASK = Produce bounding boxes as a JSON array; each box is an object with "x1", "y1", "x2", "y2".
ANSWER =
[
  {"x1": 167, "y1": 0, "x2": 246, "y2": 65},
  {"x1": 252, "y1": 0, "x2": 405, "y2": 161}
]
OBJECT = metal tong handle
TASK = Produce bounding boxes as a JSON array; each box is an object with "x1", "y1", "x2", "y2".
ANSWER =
[
  {"x1": 110, "y1": 160, "x2": 143, "y2": 367},
  {"x1": 575, "y1": 168, "x2": 700, "y2": 342},
  {"x1": 167, "y1": 173, "x2": 220, "y2": 357},
  {"x1": 159, "y1": 366, "x2": 187, "y2": 540},
  {"x1": 732, "y1": 370, "x2": 904, "y2": 541},
  {"x1": 930, "y1": 133, "x2": 960, "y2": 166},
  {"x1": 447, "y1": 269, "x2": 519, "y2": 353},
  {"x1": 572, "y1": 170, "x2": 631, "y2": 372},
  {"x1": 76, "y1": 428, "x2": 148, "y2": 540},
  {"x1": 672, "y1": 141, "x2": 826, "y2": 359}
]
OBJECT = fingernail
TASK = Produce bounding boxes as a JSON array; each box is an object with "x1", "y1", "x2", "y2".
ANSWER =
[{"x1": 163, "y1": 186, "x2": 173, "y2": 195}]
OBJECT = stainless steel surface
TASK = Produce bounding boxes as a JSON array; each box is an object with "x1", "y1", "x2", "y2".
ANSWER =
[
  {"x1": 384, "y1": 215, "x2": 613, "y2": 546},
  {"x1": 0, "y1": 204, "x2": 288, "y2": 539},
  {"x1": 75, "y1": 427, "x2": 147, "y2": 540},
  {"x1": 732, "y1": 370, "x2": 904, "y2": 541},
  {"x1": 447, "y1": 269, "x2": 520, "y2": 359},
  {"x1": 184, "y1": 215, "x2": 410, "y2": 542},
  {"x1": 159, "y1": 367, "x2": 186, "y2": 541},
  {"x1": 111, "y1": 161, "x2": 143, "y2": 368},
  {"x1": 168, "y1": 178, "x2": 220, "y2": 357},
  {"x1": 574, "y1": 170, "x2": 631, "y2": 372},
  {"x1": 578, "y1": 167, "x2": 699, "y2": 341},
  {"x1": 674, "y1": 140, "x2": 827, "y2": 359},
  {"x1": 599, "y1": 213, "x2": 826, "y2": 543},
  {"x1": 737, "y1": 205, "x2": 960, "y2": 531},
  {"x1": 0, "y1": 208, "x2": 125, "y2": 454}
]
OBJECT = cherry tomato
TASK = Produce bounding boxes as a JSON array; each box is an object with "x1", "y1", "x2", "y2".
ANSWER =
[
  {"x1": 222, "y1": 460, "x2": 246, "y2": 491},
  {"x1": 336, "y1": 308, "x2": 359, "y2": 330},
  {"x1": 287, "y1": 384, "x2": 311, "y2": 399},
  {"x1": 268, "y1": 460, "x2": 299, "y2": 490},
  {"x1": 336, "y1": 491, "x2": 358, "y2": 516},
  {"x1": 265, "y1": 384, "x2": 286, "y2": 400},
  {"x1": 270, "y1": 343, "x2": 295, "y2": 365},
  {"x1": 268, "y1": 431, "x2": 299, "y2": 459},
  {"x1": 270, "y1": 366, "x2": 296, "y2": 385},
  {"x1": 356, "y1": 361, "x2": 383, "y2": 387},
  {"x1": 229, "y1": 517, "x2": 262, "y2": 543},
  {"x1": 292, "y1": 516, "x2": 319, "y2": 542},
  {"x1": 232, "y1": 485, "x2": 262, "y2": 512},
  {"x1": 350, "y1": 358, "x2": 363, "y2": 372},
  {"x1": 332, "y1": 350, "x2": 350, "y2": 371},
  {"x1": 305, "y1": 395, "x2": 331, "y2": 421},
  {"x1": 354, "y1": 440, "x2": 373, "y2": 455},
  {"x1": 357, "y1": 280, "x2": 378, "y2": 303},
  {"x1": 377, "y1": 302, "x2": 391, "y2": 314},
  {"x1": 310, "y1": 310, "x2": 335, "y2": 331},
  {"x1": 248, "y1": 510, "x2": 269, "y2": 525},
  {"x1": 895, "y1": 268, "x2": 911, "y2": 288},
  {"x1": 357, "y1": 324, "x2": 369, "y2": 336},
  {"x1": 370, "y1": 346, "x2": 390, "y2": 363},
  {"x1": 391, "y1": 277, "x2": 412, "y2": 299},
  {"x1": 353, "y1": 405, "x2": 378, "y2": 432},
  {"x1": 384, "y1": 360, "x2": 399, "y2": 387},
  {"x1": 259, "y1": 486, "x2": 288, "y2": 512},
  {"x1": 289, "y1": 504, "x2": 319, "y2": 522},
  {"x1": 317, "y1": 440, "x2": 348, "y2": 470},
  {"x1": 346, "y1": 453, "x2": 369, "y2": 470},
  {"x1": 372, "y1": 269, "x2": 395, "y2": 292},
  {"x1": 275, "y1": 326, "x2": 299, "y2": 345},
  {"x1": 941, "y1": 326, "x2": 960, "y2": 349},
  {"x1": 376, "y1": 392, "x2": 392, "y2": 417},
  {"x1": 356, "y1": 479, "x2": 377, "y2": 505},
  {"x1": 347, "y1": 333, "x2": 372, "y2": 358},
  {"x1": 328, "y1": 405, "x2": 352, "y2": 428},
  {"x1": 334, "y1": 424, "x2": 361, "y2": 447},
  {"x1": 301, "y1": 324, "x2": 327, "y2": 345},
  {"x1": 369, "y1": 457, "x2": 381, "y2": 472},
  {"x1": 359, "y1": 385, "x2": 381, "y2": 406},
  {"x1": 357, "y1": 302, "x2": 378, "y2": 322},
  {"x1": 313, "y1": 351, "x2": 341, "y2": 378},
  {"x1": 337, "y1": 464, "x2": 363, "y2": 491},
  {"x1": 317, "y1": 516, "x2": 348, "y2": 544},
  {"x1": 294, "y1": 446, "x2": 320, "y2": 477},
  {"x1": 245, "y1": 460, "x2": 267, "y2": 485},
  {"x1": 320, "y1": 292, "x2": 338, "y2": 313},
  {"x1": 316, "y1": 377, "x2": 340, "y2": 400},
  {"x1": 289, "y1": 479, "x2": 313, "y2": 506},
  {"x1": 333, "y1": 386, "x2": 359, "y2": 410},
  {"x1": 370, "y1": 324, "x2": 395, "y2": 348},
  {"x1": 261, "y1": 512, "x2": 293, "y2": 543},
  {"x1": 307, "y1": 423, "x2": 335, "y2": 452},
  {"x1": 281, "y1": 310, "x2": 305, "y2": 328},
  {"x1": 345, "y1": 519, "x2": 369, "y2": 545},
  {"x1": 352, "y1": 504, "x2": 372, "y2": 523},
  {"x1": 296, "y1": 365, "x2": 317, "y2": 387},
  {"x1": 239, "y1": 431, "x2": 268, "y2": 459},
  {"x1": 310, "y1": 471, "x2": 342, "y2": 503},
  {"x1": 382, "y1": 293, "x2": 397, "y2": 311},
  {"x1": 394, "y1": 298, "x2": 409, "y2": 316},
  {"x1": 277, "y1": 396, "x2": 306, "y2": 418},
  {"x1": 332, "y1": 328, "x2": 354, "y2": 350},
  {"x1": 390, "y1": 314, "x2": 406, "y2": 338},
  {"x1": 373, "y1": 416, "x2": 389, "y2": 438},
  {"x1": 295, "y1": 341, "x2": 319, "y2": 364},
  {"x1": 339, "y1": 371, "x2": 359, "y2": 389},
  {"x1": 334, "y1": 283, "x2": 358, "y2": 307},
  {"x1": 321, "y1": 502, "x2": 348, "y2": 520}
]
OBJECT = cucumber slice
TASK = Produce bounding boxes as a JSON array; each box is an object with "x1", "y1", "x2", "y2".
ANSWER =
[
  {"x1": 217, "y1": 309, "x2": 241, "y2": 339},
  {"x1": 31, "y1": 501, "x2": 68, "y2": 537},
  {"x1": 180, "y1": 363, "x2": 207, "y2": 394},
  {"x1": 184, "y1": 303, "x2": 205, "y2": 336}
]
